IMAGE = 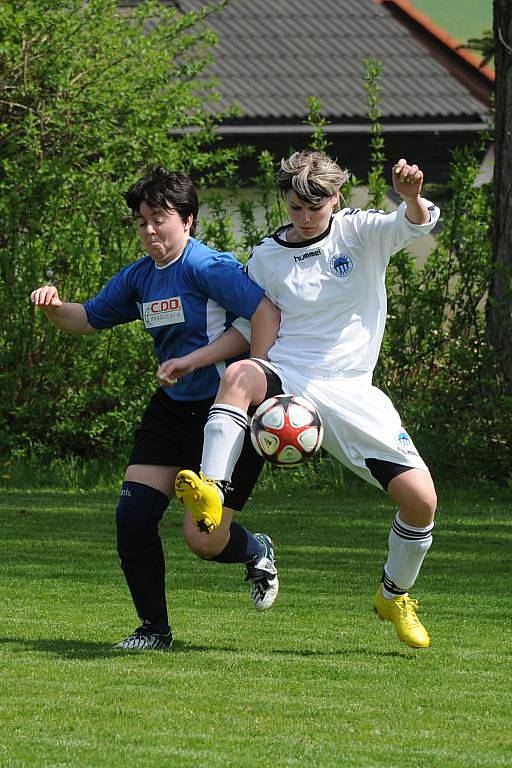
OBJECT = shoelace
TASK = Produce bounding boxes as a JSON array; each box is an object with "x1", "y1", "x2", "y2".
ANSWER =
[
  {"x1": 198, "y1": 471, "x2": 218, "y2": 488},
  {"x1": 396, "y1": 596, "x2": 422, "y2": 626},
  {"x1": 245, "y1": 565, "x2": 274, "y2": 581},
  {"x1": 198, "y1": 472, "x2": 229, "y2": 503}
]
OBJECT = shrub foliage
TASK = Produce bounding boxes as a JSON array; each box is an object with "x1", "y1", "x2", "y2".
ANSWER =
[
  {"x1": 0, "y1": 6, "x2": 508, "y2": 483},
  {"x1": 0, "y1": 0, "x2": 237, "y2": 460}
]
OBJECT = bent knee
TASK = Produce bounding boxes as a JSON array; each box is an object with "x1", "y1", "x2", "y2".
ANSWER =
[
  {"x1": 416, "y1": 489, "x2": 437, "y2": 520},
  {"x1": 218, "y1": 360, "x2": 266, "y2": 403},
  {"x1": 416, "y1": 475, "x2": 437, "y2": 517},
  {"x1": 390, "y1": 470, "x2": 437, "y2": 525},
  {"x1": 404, "y1": 488, "x2": 437, "y2": 526},
  {"x1": 116, "y1": 481, "x2": 169, "y2": 551}
]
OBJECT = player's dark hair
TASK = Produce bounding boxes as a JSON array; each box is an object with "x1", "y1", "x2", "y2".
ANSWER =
[{"x1": 125, "y1": 166, "x2": 198, "y2": 235}]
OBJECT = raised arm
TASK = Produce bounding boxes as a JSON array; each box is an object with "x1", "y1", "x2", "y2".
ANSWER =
[
  {"x1": 30, "y1": 285, "x2": 97, "y2": 335},
  {"x1": 392, "y1": 158, "x2": 430, "y2": 225}
]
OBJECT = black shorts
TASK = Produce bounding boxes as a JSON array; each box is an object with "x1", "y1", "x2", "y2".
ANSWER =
[
  {"x1": 247, "y1": 360, "x2": 284, "y2": 416},
  {"x1": 128, "y1": 373, "x2": 282, "y2": 511}
]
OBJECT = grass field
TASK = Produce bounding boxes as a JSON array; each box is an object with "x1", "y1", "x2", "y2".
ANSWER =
[
  {"x1": 1, "y1": 480, "x2": 511, "y2": 767},
  {"x1": 412, "y1": 0, "x2": 492, "y2": 45}
]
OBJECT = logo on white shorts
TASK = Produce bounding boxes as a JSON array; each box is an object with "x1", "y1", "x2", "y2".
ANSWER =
[
  {"x1": 329, "y1": 253, "x2": 353, "y2": 277},
  {"x1": 142, "y1": 297, "x2": 185, "y2": 328},
  {"x1": 396, "y1": 431, "x2": 418, "y2": 456}
]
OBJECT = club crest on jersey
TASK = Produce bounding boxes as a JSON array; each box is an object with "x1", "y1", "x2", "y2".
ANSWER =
[
  {"x1": 396, "y1": 430, "x2": 419, "y2": 456},
  {"x1": 329, "y1": 252, "x2": 353, "y2": 278},
  {"x1": 142, "y1": 297, "x2": 185, "y2": 328}
]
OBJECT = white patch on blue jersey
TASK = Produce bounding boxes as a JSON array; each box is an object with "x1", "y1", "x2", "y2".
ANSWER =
[
  {"x1": 206, "y1": 298, "x2": 228, "y2": 379},
  {"x1": 142, "y1": 296, "x2": 185, "y2": 328}
]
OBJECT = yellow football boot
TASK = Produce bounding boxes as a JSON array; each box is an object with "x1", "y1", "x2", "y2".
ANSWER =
[
  {"x1": 175, "y1": 470, "x2": 223, "y2": 534},
  {"x1": 374, "y1": 586, "x2": 431, "y2": 649}
]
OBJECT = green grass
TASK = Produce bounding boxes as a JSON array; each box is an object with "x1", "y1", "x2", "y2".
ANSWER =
[
  {"x1": 412, "y1": 0, "x2": 492, "y2": 45},
  {"x1": 1, "y1": 480, "x2": 511, "y2": 767}
]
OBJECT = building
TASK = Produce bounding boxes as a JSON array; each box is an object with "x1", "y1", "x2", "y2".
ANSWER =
[{"x1": 150, "y1": 0, "x2": 493, "y2": 183}]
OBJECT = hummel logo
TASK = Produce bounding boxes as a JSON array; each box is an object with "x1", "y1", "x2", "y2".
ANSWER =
[{"x1": 294, "y1": 248, "x2": 321, "y2": 263}]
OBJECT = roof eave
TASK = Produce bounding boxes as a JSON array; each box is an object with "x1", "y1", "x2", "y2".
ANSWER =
[{"x1": 171, "y1": 121, "x2": 489, "y2": 136}]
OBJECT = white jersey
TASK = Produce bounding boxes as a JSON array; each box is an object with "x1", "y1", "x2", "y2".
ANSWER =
[{"x1": 247, "y1": 201, "x2": 440, "y2": 375}]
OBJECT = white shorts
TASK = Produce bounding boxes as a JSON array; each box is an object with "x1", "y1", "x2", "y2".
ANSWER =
[{"x1": 262, "y1": 362, "x2": 429, "y2": 490}]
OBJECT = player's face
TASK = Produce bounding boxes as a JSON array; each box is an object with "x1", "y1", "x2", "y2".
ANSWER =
[
  {"x1": 136, "y1": 201, "x2": 192, "y2": 266},
  {"x1": 285, "y1": 190, "x2": 338, "y2": 243}
]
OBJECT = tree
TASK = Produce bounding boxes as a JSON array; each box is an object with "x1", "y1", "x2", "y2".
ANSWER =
[
  {"x1": 0, "y1": 0, "x2": 238, "y2": 461},
  {"x1": 487, "y1": 0, "x2": 512, "y2": 389},
  {"x1": 458, "y1": 30, "x2": 494, "y2": 69}
]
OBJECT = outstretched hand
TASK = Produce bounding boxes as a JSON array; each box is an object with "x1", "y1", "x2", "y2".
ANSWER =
[
  {"x1": 30, "y1": 285, "x2": 62, "y2": 309},
  {"x1": 392, "y1": 158, "x2": 424, "y2": 200}
]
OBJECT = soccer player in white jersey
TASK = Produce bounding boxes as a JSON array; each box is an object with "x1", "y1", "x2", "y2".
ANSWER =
[
  {"x1": 30, "y1": 166, "x2": 281, "y2": 651},
  {"x1": 175, "y1": 150, "x2": 440, "y2": 649}
]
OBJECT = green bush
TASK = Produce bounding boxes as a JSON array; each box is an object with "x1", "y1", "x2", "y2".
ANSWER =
[
  {"x1": 1, "y1": 17, "x2": 508, "y2": 485},
  {"x1": 0, "y1": 0, "x2": 240, "y2": 462},
  {"x1": 377, "y1": 147, "x2": 511, "y2": 480}
]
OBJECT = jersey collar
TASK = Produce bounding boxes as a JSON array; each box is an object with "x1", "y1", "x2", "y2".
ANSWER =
[{"x1": 272, "y1": 216, "x2": 334, "y2": 248}]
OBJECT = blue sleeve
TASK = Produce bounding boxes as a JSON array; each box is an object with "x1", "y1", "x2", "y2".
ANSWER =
[
  {"x1": 191, "y1": 250, "x2": 265, "y2": 319},
  {"x1": 83, "y1": 264, "x2": 141, "y2": 329}
]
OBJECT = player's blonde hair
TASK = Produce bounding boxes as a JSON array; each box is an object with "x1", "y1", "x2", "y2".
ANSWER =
[{"x1": 277, "y1": 150, "x2": 350, "y2": 204}]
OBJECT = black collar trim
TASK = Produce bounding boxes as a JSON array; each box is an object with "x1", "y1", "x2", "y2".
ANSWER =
[{"x1": 272, "y1": 217, "x2": 334, "y2": 248}]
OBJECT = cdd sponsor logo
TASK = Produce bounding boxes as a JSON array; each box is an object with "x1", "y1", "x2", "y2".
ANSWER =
[
  {"x1": 329, "y1": 252, "x2": 353, "y2": 277},
  {"x1": 143, "y1": 296, "x2": 185, "y2": 328}
]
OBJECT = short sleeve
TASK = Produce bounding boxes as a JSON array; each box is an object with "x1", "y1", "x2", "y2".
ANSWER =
[
  {"x1": 83, "y1": 266, "x2": 140, "y2": 329},
  {"x1": 192, "y1": 252, "x2": 265, "y2": 319},
  {"x1": 246, "y1": 249, "x2": 276, "y2": 303},
  {"x1": 349, "y1": 200, "x2": 440, "y2": 265}
]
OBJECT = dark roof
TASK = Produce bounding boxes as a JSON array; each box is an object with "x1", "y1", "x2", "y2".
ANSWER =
[{"x1": 178, "y1": 0, "x2": 488, "y2": 127}]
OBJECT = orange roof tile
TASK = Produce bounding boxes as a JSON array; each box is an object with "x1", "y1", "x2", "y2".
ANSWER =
[{"x1": 374, "y1": 0, "x2": 495, "y2": 81}]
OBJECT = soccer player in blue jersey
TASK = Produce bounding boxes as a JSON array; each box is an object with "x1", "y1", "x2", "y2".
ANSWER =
[
  {"x1": 30, "y1": 166, "x2": 281, "y2": 651},
  {"x1": 176, "y1": 151, "x2": 440, "y2": 650}
]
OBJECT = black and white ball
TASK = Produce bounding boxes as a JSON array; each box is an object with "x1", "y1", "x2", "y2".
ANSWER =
[{"x1": 250, "y1": 394, "x2": 324, "y2": 466}]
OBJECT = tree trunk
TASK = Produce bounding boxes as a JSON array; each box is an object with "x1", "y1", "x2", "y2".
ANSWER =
[{"x1": 487, "y1": 0, "x2": 512, "y2": 388}]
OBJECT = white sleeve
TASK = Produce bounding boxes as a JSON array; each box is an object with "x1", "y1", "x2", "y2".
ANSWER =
[
  {"x1": 231, "y1": 316, "x2": 251, "y2": 342},
  {"x1": 246, "y1": 248, "x2": 276, "y2": 303},
  {"x1": 353, "y1": 200, "x2": 440, "y2": 265}
]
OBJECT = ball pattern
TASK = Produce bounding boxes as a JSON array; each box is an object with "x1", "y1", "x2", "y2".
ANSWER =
[{"x1": 250, "y1": 395, "x2": 323, "y2": 466}]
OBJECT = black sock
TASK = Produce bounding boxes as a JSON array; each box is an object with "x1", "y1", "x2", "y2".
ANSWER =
[
  {"x1": 142, "y1": 619, "x2": 171, "y2": 635},
  {"x1": 116, "y1": 481, "x2": 170, "y2": 630},
  {"x1": 211, "y1": 522, "x2": 265, "y2": 564},
  {"x1": 120, "y1": 541, "x2": 169, "y2": 630}
]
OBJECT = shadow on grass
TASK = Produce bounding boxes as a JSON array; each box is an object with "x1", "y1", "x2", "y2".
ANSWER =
[
  {"x1": 173, "y1": 640, "x2": 415, "y2": 660},
  {"x1": 0, "y1": 637, "x2": 123, "y2": 659},
  {"x1": 0, "y1": 635, "x2": 414, "y2": 661}
]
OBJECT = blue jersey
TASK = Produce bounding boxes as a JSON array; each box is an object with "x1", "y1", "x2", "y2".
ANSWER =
[{"x1": 83, "y1": 237, "x2": 264, "y2": 401}]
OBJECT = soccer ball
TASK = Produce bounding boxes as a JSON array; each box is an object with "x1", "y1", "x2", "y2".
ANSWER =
[{"x1": 250, "y1": 394, "x2": 324, "y2": 466}]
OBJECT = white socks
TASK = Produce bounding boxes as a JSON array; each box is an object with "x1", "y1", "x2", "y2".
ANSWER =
[
  {"x1": 201, "y1": 403, "x2": 249, "y2": 482},
  {"x1": 382, "y1": 512, "x2": 434, "y2": 598}
]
